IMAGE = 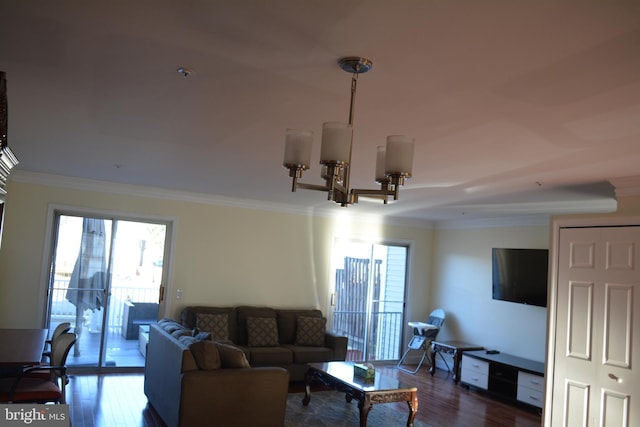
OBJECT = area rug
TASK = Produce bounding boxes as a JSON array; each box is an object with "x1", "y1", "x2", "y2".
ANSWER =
[{"x1": 285, "y1": 391, "x2": 432, "y2": 427}]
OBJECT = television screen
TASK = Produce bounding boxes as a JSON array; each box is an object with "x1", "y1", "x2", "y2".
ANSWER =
[{"x1": 492, "y1": 248, "x2": 549, "y2": 307}]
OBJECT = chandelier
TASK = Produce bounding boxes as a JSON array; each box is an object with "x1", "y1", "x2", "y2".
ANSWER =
[{"x1": 283, "y1": 57, "x2": 414, "y2": 207}]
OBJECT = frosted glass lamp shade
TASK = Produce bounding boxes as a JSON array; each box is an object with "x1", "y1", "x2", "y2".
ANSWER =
[
  {"x1": 385, "y1": 135, "x2": 414, "y2": 176},
  {"x1": 375, "y1": 145, "x2": 387, "y2": 182},
  {"x1": 320, "y1": 122, "x2": 352, "y2": 165},
  {"x1": 284, "y1": 129, "x2": 313, "y2": 168}
]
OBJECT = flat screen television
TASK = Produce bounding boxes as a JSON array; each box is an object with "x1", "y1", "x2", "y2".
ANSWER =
[{"x1": 492, "y1": 248, "x2": 549, "y2": 307}]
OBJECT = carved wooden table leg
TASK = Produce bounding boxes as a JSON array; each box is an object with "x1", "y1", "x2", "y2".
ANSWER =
[
  {"x1": 358, "y1": 395, "x2": 372, "y2": 427},
  {"x1": 406, "y1": 389, "x2": 418, "y2": 427}
]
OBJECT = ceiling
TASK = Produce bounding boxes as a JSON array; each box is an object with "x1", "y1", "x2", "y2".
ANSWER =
[{"x1": 1, "y1": 0, "x2": 639, "y2": 225}]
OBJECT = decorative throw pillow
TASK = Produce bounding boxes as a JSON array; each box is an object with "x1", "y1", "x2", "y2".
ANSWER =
[
  {"x1": 295, "y1": 316, "x2": 326, "y2": 346},
  {"x1": 189, "y1": 340, "x2": 221, "y2": 370},
  {"x1": 196, "y1": 313, "x2": 229, "y2": 341},
  {"x1": 215, "y1": 342, "x2": 250, "y2": 368},
  {"x1": 246, "y1": 316, "x2": 279, "y2": 347}
]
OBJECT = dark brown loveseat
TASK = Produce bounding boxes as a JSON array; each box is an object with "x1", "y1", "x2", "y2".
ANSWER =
[{"x1": 181, "y1": 305, "x2": 348, "y2": 382}]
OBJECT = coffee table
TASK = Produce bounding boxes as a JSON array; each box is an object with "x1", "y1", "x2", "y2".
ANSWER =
[{"x1": 304, "y1": 361, "x2": 418, "y2": 427}]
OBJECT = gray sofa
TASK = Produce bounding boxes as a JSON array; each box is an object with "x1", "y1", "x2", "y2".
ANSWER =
[
  {"x1": 181, "y1": 305, "x2": 348, "y2": 382},
  {"x1": 144, "y1": 319, "x2": 289, "y2": 427}
]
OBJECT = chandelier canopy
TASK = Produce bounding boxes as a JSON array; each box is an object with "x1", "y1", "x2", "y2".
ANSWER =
[{"x1": 283, "y1": 57, "x2": 414, "y2": 207}]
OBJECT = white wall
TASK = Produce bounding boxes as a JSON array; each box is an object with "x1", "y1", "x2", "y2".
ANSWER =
[
  {"x1": 0, "y1": 177, "x2": 434, "y2": 335},
  {"x1": 430, "y1": 225, "x2": 550, "y2": 364},
  {"x1": 0, "y1": 174, "x2": 561, "y2": 367}
]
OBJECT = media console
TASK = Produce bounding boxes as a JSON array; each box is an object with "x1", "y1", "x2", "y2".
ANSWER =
[{"x1": 460, "y1": 350, "x2": 544, "y2": 410}]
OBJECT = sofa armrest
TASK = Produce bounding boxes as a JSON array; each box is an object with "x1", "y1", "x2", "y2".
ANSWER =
[
  {"x1": 180, "y1": 367, "x2": 289, "y2": 427},
  {"x1": 324, "y1": 332, "x2": 348, "y2": 361}
]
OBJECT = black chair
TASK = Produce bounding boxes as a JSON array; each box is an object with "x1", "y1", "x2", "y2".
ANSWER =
[
  {"x1": 0, "y1": 332, "x2": 76, "y2": 404},
  {"x1": 42, "y1": 322, "x2": 72, "y2": 362}
]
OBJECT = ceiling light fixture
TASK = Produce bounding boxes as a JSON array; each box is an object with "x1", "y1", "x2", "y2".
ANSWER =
[{"x1": 283, "y1": 56, "x2": 414, "y2": 207}]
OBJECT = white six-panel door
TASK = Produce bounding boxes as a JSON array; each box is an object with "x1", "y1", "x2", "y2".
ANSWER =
[{"x1": 551, "y1": 226, "x2": 639, "y2": 426}]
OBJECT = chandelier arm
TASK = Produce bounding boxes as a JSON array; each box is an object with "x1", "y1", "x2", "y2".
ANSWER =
[
  {"x1": 295, "y1": 182, "x2": 333, "y2": 192},
  {"x1": 288, "y1": 174, "x2": 331, "y2": 193},
  {"x1": 351, "y1": 190, "x2": 388, "y2": 206},
  {"x1": 351, "y1": 188, "x2": 394, "y2": 198}
]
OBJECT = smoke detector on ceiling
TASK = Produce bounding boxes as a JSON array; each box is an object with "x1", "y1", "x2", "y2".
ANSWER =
[{"x1": 176, "y1": 67, "x2": 193, "y2": 77}]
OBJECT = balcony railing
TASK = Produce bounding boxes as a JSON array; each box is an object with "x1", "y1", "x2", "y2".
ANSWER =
[
  {"x1": 333, "y1": 309, "x2": 403, "y2": 361},
  {"x1": 49, "y1": 277, "x2": 158, "y2": 335}
]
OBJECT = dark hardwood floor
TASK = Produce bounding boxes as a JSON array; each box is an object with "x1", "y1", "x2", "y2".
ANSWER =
[{"x1": 65, "y1": 364, "x2": 542, "y2": 427}]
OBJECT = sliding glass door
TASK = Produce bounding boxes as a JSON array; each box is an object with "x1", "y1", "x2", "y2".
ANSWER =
[
  {"x1": 45, "y1": 212, "x2": 170, "y2": 371},
  {"x1": 330, "y1": 239, "x2": 409, "y2": 362}
]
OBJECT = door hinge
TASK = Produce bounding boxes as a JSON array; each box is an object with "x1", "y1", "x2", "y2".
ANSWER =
[{"x1": 158, "y1": 285, "x2": 165, "y2": 303}]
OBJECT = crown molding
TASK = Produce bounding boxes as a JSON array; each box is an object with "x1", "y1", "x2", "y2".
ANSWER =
[
  {"x1": 433, "y1": 214, "x2": 551, "y2": 230},
  {"x1": 9, "y1": 170, "x2": 435, "y2": 229},
  {"x1": 609, "y1": 175, "x2": 640, "y2": 198},
  {"x1": 12, "y1": 170, "x2": 584, "y2": 230},
  {"x1": 10, "y1": 170, "x2": 313, "y2": 213}
]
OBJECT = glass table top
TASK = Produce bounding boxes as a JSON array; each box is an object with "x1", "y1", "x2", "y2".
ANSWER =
[{"x1": 308, "y1": 361, "x2": 416, "y2": 392}]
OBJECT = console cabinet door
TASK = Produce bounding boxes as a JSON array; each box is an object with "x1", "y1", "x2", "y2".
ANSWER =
[
  {"x1": 517, "y1": 371, "x2": 544, "y2": 408},
  {"x1": 550, "y1": 226, "x2": 640, "y2": 426},
  {"x1": 460, "y1": 355, "x2": 488, "y2": 390}
]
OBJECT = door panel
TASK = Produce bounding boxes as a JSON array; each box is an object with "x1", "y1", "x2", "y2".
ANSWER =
[
  {"x1": 602, "y1": 283, "x2": 632, "y2": 368},
  {"x1": 552, "y1": 226, "x2": 639, "y2": 427},
  {"x1": 601, "y1": 390, "x2": 629, "y2": 426},
  {"x1": 564, "y1": 380, "x2": 589, "y2": 427},
  {"x1": 566, "y1": 281, "x2": 593, "y2": 360}
]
